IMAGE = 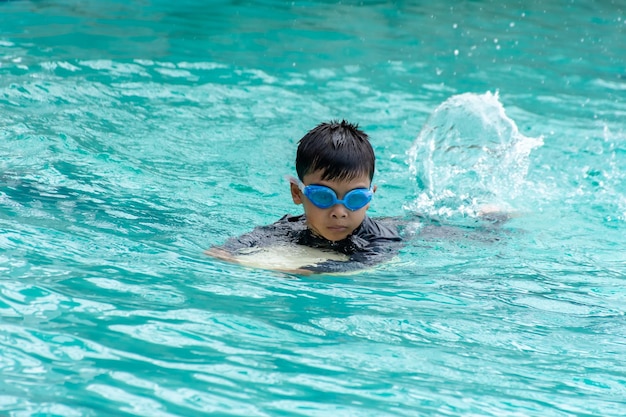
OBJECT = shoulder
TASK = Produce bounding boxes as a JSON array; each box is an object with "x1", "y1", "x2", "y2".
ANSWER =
[
  {"x1": 276, "y1": 213, "x2": 305, "y2": 223},
  {"x1": 221, "y1": 214, "x2": 305, "y2": 251},
  {"x1": 272, "y1": 213, "x2": 307, "y2": 230},
  {"x1": 355, "y1": 216, "x2": 402, "y2": 242}
]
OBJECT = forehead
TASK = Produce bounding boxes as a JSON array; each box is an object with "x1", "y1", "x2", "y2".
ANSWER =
[{"x1": 303, "y1": 169, "x2": 371, "y2": 188}]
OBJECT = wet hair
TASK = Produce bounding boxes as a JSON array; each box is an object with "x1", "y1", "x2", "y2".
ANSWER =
[{"x1": 296, "y1": 120, "x2": 375, "y2": 182}]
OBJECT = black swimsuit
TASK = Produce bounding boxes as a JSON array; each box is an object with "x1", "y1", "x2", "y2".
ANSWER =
[{"x1": 220, "y1": 214, "x2": 403, "y2": 273}]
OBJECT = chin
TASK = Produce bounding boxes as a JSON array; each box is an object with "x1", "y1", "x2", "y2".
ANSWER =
[{"x1": 323, "y1": 231, "x2": 351, "y2": 242}]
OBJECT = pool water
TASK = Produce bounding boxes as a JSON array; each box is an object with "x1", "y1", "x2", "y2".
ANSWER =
[{"x1": 1, "y1": 1, "x2": 625, "y2": 416}]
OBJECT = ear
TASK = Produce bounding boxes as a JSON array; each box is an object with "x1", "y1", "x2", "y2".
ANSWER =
[
  {"x1": 290, "y1": 182, "x2": 303, "y2": 205},
  {"x1": 364, "y1": 184, "x2": 377, "y2": 211}
]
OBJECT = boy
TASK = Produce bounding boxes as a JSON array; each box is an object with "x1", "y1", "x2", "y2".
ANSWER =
[{"x1": 207, "y1": 120, "x2": 402, "y2": 274}]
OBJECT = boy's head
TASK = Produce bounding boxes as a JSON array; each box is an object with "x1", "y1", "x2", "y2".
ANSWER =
[
  {"x1": 295, "y1": 120, "x2": 375, "y2": 182},
  {"x1": 290, "y1": 120, "x2": 378, "y2": 242}
]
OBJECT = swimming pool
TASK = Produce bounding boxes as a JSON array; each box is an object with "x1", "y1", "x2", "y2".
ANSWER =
[{"x1": 1, "y1": 1, "x2": 624, "y2": 415}]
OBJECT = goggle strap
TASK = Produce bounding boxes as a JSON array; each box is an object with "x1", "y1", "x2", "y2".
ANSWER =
[{"x1": 285, "y1": 175, "x2": 307, "y2": 193}]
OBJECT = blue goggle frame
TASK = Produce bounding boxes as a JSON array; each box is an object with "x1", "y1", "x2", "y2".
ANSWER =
[{"x1": 291, "y1": 177, "x2": 373, "y2": 211}]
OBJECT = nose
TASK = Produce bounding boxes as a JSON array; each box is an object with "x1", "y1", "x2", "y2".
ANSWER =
[{"x1": 330, "y1": 204, "x2": 348, "y2": 218}]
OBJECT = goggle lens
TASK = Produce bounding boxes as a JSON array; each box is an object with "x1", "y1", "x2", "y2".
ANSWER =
[
  {"x1": 345, "y1": 190, "x2": 371, "y2": 209},
  {"x1": 307, "y1": 188, "x2": 336, "y2": 208},
  {"x1": 303, "y1": 184, "x2": 372, "y2": 211}
]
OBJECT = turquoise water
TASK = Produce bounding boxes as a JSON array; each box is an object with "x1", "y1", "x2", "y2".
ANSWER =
[{"x1": 1, "y1": 0, "x2": 625, "y2": 415}]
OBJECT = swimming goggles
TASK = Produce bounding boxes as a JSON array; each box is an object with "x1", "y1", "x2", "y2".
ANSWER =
[{"x1": 289, "y1": 176, "x2": 373, "y2": 211}]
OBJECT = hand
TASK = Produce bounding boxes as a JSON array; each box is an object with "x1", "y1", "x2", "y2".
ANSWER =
[
  {"x1": 477, "y1": 204, "x2": 516, "y2": 224},
  {"x1": 204, "y1": 248, "x2": 236, "y2": 262}
]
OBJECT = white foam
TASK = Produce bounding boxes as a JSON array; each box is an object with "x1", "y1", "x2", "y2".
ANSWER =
[{"x1": 406, "y1": 91, "x2": 543, "y2": 218}]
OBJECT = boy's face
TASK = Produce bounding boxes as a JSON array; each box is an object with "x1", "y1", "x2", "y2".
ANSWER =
[{"x1": 290, "y1": 170, "x2": 375, "y2": 242}]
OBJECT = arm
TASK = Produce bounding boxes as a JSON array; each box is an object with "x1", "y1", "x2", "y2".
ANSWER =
[
  {"x1": 204, "y1": 247, "x2": 238, "y2": 262},
  {"x1": 204, "y1": 227, "x2": 268, "y2": 263}
]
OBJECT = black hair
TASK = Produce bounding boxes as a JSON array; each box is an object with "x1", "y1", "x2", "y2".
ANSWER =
[{"x1": 296, "y1": 120, "x2": 375, "y2": 182}]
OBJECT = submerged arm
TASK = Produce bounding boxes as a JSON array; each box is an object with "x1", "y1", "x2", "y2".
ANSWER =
[{"x1": 301, "y1": 239, "x2": 402, "y2": 274}]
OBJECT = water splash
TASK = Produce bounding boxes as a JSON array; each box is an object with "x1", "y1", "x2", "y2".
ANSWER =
[{"x1": 406, "y1": 91, "x2": 543, "y2": 219}]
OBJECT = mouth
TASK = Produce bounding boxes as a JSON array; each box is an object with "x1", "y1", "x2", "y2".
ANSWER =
[{"x1": 327, "y1": 225, "x2": 348, "y2": 232}]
